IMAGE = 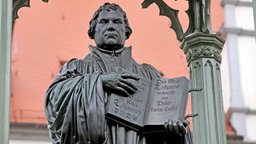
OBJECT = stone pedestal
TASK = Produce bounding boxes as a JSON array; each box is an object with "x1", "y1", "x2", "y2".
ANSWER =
[{"x1": 181, "y1": 33, "x2": 227, "y2": 144}]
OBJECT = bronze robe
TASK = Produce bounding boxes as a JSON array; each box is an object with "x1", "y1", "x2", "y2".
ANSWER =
[{"x1": 45, "y1": 46, "x2": 192, "y2": 144}]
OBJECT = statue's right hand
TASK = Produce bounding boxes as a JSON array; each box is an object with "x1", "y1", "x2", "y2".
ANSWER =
[{"x1": 100, "y1": 72, "x2": 140, "y2": 97}]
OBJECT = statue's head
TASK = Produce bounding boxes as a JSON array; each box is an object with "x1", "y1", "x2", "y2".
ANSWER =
[{"x1": 88, "y1": 3, "x2": 132, "y2": 50}]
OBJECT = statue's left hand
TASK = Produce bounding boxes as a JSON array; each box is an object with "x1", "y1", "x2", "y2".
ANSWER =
[
  {"x1": 164, "y1": 119, "x2": 189, "y2": 135},
  {"x1": 164, "y1": 113, "x2": 198, "y2": 136}
]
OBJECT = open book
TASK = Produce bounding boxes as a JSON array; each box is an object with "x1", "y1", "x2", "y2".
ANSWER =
[{"x1": 105, "y1": 67, "x2": 189, "y2": 133}]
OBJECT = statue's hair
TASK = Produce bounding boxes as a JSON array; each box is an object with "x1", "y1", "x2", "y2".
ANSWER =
[{"x1": 88, "y1": 3, "x2": 132, "y2": 39}]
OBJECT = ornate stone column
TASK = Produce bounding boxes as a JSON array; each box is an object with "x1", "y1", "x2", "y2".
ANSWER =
[
  {"x1": 142, "y1": 0, "x2": 227, "y2": 143},
  {"x1": 181, "y1": 33, "x2": 227, "y2": 144},
  {"x1": 0, "y1": 0, "x2": 12, "y2": 144}
]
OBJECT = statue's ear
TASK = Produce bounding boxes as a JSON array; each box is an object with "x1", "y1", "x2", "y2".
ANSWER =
[{"x1": 125, "y1": 30, "x2": 131, "y2": 40}]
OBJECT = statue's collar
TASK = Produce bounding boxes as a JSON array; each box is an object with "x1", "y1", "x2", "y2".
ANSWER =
[
  {"x1": 89, "y1": 45, "x2": 132, "y2": 56},
  {"x1": 89, "y1": 45, "x2": 126, "y2": 55},
  {"x1": 88, "y1": 45, "x2": 133, "y2": 72}
]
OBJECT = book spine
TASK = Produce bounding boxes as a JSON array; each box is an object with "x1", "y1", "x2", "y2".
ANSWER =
[{"x1": 179, "y1": 78, "x2": 189, "y2": 121}]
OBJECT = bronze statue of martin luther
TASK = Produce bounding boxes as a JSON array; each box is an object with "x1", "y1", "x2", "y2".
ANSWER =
[{"x1": 45, "y1": 3, "x2": 193, "y2": 144}]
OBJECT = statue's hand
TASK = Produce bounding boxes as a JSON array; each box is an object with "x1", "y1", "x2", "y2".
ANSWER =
[
  {"x1": 164, "y1": 119, "x2": 189, "y2": 136},
  {"x1": 164, "y1": 113, "x2": 198, "y2": 136},
  {"x1": 100, "y1": 72, "x2": 140, "y2": 96}
]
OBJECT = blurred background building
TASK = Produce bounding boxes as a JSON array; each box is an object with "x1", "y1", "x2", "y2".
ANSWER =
[
  {"x1": 10, "y1": 0, "x2": 256, "y2": 143},
  {"x1": 221, "y1": 0, "x2": 256, "y2": 143}
]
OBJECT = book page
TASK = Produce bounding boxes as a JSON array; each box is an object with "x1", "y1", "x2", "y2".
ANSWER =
[{"x1": 143, "y1": 77, "x2": 188, "y2": 126}]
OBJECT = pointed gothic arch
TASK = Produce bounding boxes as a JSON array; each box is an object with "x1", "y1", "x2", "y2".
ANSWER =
[{"x1": 13, "y1": 0, "x2": 48, "y2": 24}]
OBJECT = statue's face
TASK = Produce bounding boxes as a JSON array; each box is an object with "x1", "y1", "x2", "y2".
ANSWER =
[{"x1": 94, "y1": 10, "x2": 126, "y2": 50}]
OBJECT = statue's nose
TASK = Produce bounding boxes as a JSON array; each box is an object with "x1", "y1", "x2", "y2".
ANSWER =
[
  {"x1": 106, "y1": 21, "x2": 116, "y2": 31},
  {"x1": 107, "y1": 25, "x2": 115, "y2": 31}
]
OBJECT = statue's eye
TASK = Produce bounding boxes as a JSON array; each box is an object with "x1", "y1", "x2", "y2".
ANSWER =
[
  {"x1": 114, "y1": 19, "x2": 123, "y2": 24},
  {"x1": 99, "y1": 19, "x2": 108, "y2": 24}
]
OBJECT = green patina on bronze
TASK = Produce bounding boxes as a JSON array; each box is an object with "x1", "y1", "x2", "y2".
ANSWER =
[
  {"x1": 142, "y1": 0, "x2": 212, "y2": 41},
  {"x1": 0, "y1": 1, "x2": 12, "y2": 144},
  {"x1": 142, "y1": 1, "x2": 227, "y2": 143},
  {"x1": 181, "y1": 33, "x2": 227, "y2": 144},
  {"x1": 12, "y1": 0, "x2": 48, "y2": 25},
  {"x1": 45, "y1": 3, "x2": 193, "y2": 144}
]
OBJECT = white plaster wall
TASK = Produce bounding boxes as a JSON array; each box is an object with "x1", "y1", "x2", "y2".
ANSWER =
[
  {"x1": 221, "y1": 44, "x2": 231, "y2": 112},
  {"x1": 239, "y1": 0, "x2": 252, "y2": 2},
  {"x1": 235, "y1": 6, "x2": 254, "y2": 30},
  {"x1": 237, "y1": 36, "x2": 256, "y2": 110},
  {"x1": 246, "y1": 115, "x2": 256, "y2": 141}
]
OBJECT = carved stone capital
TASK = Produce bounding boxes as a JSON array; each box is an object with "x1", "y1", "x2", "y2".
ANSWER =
[{"x1": 180, "y1": 33, "x2": 225, "y2": 65}]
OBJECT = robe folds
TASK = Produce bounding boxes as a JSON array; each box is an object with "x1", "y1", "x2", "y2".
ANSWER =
[{"x1": 45, "y1": 46, "x2": 193, "y2": 144}]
